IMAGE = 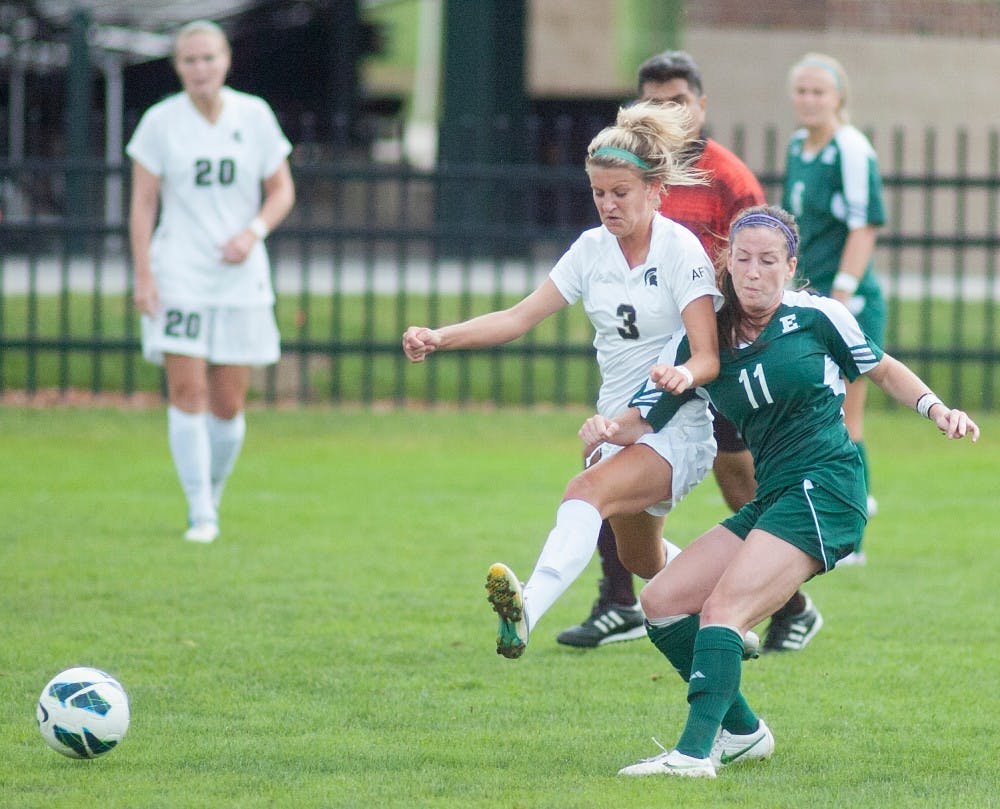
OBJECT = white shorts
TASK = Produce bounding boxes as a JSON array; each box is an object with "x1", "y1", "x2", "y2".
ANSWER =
[
  {"x1": 599, "y1": 399, "x2": 717, "y2": 517},
  {"x1": 141, "y1": 302, "x2": 280, "y2": 366}
]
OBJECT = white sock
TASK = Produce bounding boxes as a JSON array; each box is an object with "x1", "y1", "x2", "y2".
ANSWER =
[
  {"x1": 207, "y1": 411, "x2": 246, "y2": 509},
  {"x1": 167, "y1": 406, "x2": 215, "y2": 525},
  {"x1": 522, "y1": 499, "x2": 602, "y2": 630}
]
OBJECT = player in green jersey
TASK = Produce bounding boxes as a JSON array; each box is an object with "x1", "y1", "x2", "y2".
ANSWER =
[
  {"x1": 782, "y1": 52, "x2": 886, "y2": 562},
  {"x1": 585, "y1": 206, "x2": 979, "y2": 778}
]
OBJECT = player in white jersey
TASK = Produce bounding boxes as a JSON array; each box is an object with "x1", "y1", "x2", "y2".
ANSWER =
[
  {"x1": 127, "y1": 20, "x2": 295, "y2": 543},
  {"x1": 402, "y1": 102, "x2": 723, "y2": 659}
]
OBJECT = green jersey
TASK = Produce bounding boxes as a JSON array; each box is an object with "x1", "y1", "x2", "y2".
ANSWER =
[
  {"x1": 782, "y1": 124, "x2": 886, "y2": 297},
  {"x1": 634, "y1": 289, "x2": 884, "y2": 504}
]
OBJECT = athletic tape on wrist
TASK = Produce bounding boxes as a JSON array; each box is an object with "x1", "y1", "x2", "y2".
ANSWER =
[
  {"x1": 249, "y1": 217, "x2": 269, "y2": 240},
  {"x1": 916, "y1": 392, "x2": 944, "y2": 419},
  {"x1": 833, "y1": 272, "x2": 859, "y2": 294}
]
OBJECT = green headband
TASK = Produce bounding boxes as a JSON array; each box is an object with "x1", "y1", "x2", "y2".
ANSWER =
[{"x1": 591, "y1": 146, "x2": 650, "y2": 171}]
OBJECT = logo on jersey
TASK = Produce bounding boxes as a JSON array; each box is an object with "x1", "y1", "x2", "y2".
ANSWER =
[
  {"x1": 643, "y1": 267, "x2": 658, "y2": 287},
  {"x1": 690, "y1": 265, "x2": 708, "y2": 281},
  {"x1": 779, "y1": 314, "x2": 799, "y2": 333},
  {"x1": 232, "y1": 130, "x2": 242, "y2": 142}
]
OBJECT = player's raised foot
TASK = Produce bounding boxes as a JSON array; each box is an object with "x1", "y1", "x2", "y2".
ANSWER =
[
  {"x1": 709, "y1": 719, "x2": 774, "y2": 769},
  {"x1": 485, "y1": 563, "x2": 528, "y2": 659},
  {"x1": 763, "y1": 594, "x2": 823, "y2": 652},
  {"x1": 618, "y1": 746, "x2": 716, "y2": 778},
  {"x1": 184, "y1": 521, "x2": 219, "y2": 543},
  {"x1": 742, "y1": 630, "x2": 760, "y2": 660}
]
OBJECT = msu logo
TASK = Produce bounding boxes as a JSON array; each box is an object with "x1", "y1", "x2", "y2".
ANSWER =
[{"x1": 643, "y1": 267, "x2": 658, "y2": 287}]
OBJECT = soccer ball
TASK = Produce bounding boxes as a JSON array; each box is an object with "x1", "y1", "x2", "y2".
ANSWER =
[{"x1": 36, "y1": 667, "x2": 130, "y2": 759}]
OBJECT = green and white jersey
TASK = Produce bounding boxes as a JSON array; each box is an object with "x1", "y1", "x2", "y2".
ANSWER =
[
  {"x1": 634, "y1": 289, "x2": 883, "y2": 502},
  {"x1": 782, "y1": 125, "x2": 885, "y2": 296},
  {"x1": 127, "y1": 87, "x2": 292, "y2": 307}
]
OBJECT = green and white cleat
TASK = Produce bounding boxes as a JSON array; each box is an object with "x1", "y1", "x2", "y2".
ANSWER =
[
  {"x1": 485, "y1": 563, "x2": 528, "y2": 659},
  {"x1": 618, "y1": 745, "x2": 716, "y2": 778},
  {"x1": 709, "y1": 719, "x2": 774, "y2": 769}
]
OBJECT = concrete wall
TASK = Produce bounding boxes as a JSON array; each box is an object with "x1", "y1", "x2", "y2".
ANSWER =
[
  {"x1": 684, "y1": 28, "x2": 1000, "y2": 173},
  {"x1": 526, "y1": 2, "x2": 1000, "y2": 172},
  {"x1": 525, "y1": 7, "x2": 1000, "y2": 274}
]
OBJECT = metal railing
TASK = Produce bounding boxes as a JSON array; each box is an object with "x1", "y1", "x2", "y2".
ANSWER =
[{"x1": 1, "y1": 124, "x2": 997, "y2": 411}]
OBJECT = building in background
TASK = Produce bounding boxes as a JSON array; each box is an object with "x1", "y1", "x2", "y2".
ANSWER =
[{"x1": 363, "y1": 0, "x2": 1000, "y2": 173}]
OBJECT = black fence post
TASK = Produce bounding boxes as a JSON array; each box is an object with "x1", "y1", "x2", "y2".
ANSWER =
[{"x1": 65, "y1": 8, "x2": 92, "y2": 254}]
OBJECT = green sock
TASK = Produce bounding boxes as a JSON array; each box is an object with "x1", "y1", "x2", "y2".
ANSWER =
[
  {"x1": 721, "y1": 692, "x2": 759, "y2": 736},
  {"x1": 675, "y1": 626, "x2": 745, "y2": 759},
  {"x1": 647, "y1": 614, "x2": 700, "y2": 682}
]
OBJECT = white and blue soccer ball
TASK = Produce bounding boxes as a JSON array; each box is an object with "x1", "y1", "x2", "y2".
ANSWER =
[{"x1": 36, "y1": 666, "x2": 130, "y2": 759}]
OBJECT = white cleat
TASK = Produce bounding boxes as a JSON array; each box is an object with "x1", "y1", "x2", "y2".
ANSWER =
[
  {"x1": 709, "y1": 719, "x2": 775, "y2": 768},
  {"x1": 618, "y1": 745, "x2": 716, "y2": 778},
  {"x1": 184, "y1": 521, "x2": 219, "y2": 543},
  {"x1": 485, "y1": 563, "x2": 528, "y2": 659}
]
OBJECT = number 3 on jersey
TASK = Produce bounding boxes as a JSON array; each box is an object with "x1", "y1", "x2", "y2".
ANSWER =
[
  {"x1": 738, "y1": 362, "x2": 774, "y2": 409},
  {"x1": 617, "y1": 304, "x2": 639, "y2": 340}
]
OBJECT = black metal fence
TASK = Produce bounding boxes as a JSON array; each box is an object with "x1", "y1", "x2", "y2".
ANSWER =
[{"x1": 1, "y1": 123, "x2": 998, "y2": 411}]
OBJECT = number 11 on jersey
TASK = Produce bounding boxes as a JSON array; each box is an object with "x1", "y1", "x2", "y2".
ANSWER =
[{"x1": 738, "y1": 363, "x2": 774, "y2": 409}]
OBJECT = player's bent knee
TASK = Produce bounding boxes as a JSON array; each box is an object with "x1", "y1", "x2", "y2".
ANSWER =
[{"x1": 614, "y1": 543, "x2": 659, "y2": 580}]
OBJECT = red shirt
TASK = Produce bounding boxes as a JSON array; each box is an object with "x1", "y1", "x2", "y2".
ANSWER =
[{"x1": 659, "y1": 138, "x2": 765, "y2": 261}]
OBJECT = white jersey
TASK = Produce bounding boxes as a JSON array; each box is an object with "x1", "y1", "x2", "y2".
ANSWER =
[
  {"x1": 126, "y1": 87, "x2": 292, "y2": 307},
  {"x1": 549, "y1": 213, "x2": 721, "y2": 416}
]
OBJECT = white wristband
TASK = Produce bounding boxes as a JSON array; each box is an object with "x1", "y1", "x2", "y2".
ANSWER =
[
  {"x1": 675, "y1": 365, "x2": 694, "y2": 387},
  {"x1": 249, "y1": 217, "x2": 269, "y2": 240},
  {"x1": 916, "y1": 392, "x2": 943, "y2": 419},
  {"x1": 832, "y1": 272, "x2": 859, "y2": 294}
]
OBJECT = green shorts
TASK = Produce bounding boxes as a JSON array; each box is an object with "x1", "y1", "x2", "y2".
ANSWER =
[{"x1": 721, "y1": 476, "x2": 867, "y2": 573}]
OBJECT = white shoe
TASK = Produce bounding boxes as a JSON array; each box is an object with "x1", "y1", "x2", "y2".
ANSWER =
[
  {"x1": 709, "y1": 719, "x2": 775, "y2": 768},
  {"x1": 485, "y1": 563, "x2": 528, "y2": 659},
  {"x1": 184, "y1": 521, "x2": 219, "y2": 543},
  {"x1": 618, "y1": 745, "x2": 716, "y2": 778},
  {"x1": 743, "y1": 630, "x2": 761, "y2": 660},
  {"x1": 867, "y1": 495, "x2": 878, "y2": 517}
]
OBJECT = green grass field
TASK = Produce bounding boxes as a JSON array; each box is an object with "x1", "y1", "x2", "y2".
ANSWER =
[{"x1": 1, "y1": 407, "x2": 997, "y2": 808}]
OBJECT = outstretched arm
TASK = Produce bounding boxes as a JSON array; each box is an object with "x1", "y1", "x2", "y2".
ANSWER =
[
  {"x1": 867, "y1": 353, "x2": 979, "y2": 441},
  {"x1": 402, "y1": 279, "x2": 568, "y2": 362}
]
